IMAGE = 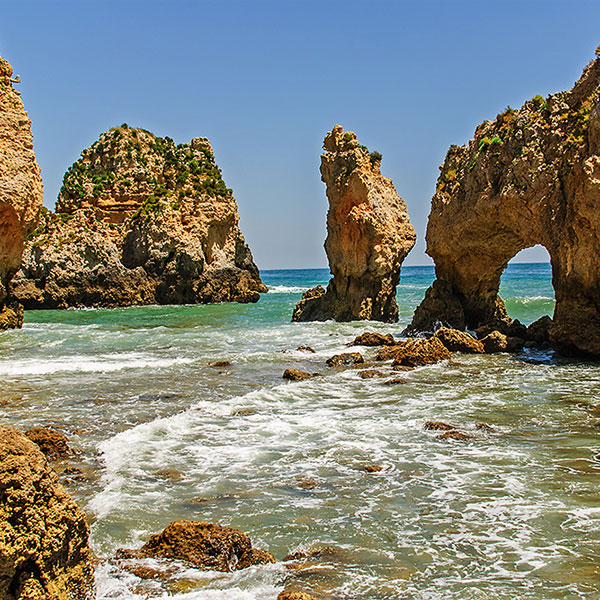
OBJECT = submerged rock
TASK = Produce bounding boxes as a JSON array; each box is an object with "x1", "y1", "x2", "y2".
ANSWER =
[
  {"x1": 358, "y1": 369, "x2": 386, "y2": 379},
  {"x1": 409, "y1": 54, "x2": 600, "y2": 357},
  {"x1": 437, "y1": 430, "x2": 472, "y2": 442},
  {"x1": 0, "y1": 426, "x2": 94, "y2": 599},
  {"x1": 277, "y1": 591, "x2": 317, "y2": 600},
  {"x1": 13, "y1": 127, "x2": 266, "y2": 309},
  {"x1": 283, "y1": 369, "x2": 315, "y2": 381},
  {"x1": 433, "y1": 327, "x2": 484, "y2": 354},
  {"x1": 326, "y1": 352, "x2": 364, "y2": 367},
  {"x1": 0, "y1": 57, "x2": 43, "y2": 330},
  {"x1": 424, "y1": 421, "x2": 456, "y2": 431},
  {"x1": 25, "y1": 427, "x2": 71, "y2": 460},
  {"x1": 117, "y1": 520, "x2": 274, "y2": 572},
  {"x1": 292, "y1": 125, "x2": 415, "y2": 322}
]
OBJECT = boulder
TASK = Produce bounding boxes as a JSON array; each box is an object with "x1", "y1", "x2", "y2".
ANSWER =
[
  {"x1": 424, "y1": 421, "x2": 456, "y2": 431},
  {"x1": 292, "y1": 125, "x2": 415, "y2": 322},
  {"x1": 526, "y1": 315, "x2": 553, "y2": 344},
  {"x1": 326, "y1": 352, "x2": 364, "y2": 367},
  {"x1": 358, "y1": 369, "x2": 386, "y2": 379},
  {"x1": 0, "y1": 426, "x2": 94, "y2": 599},
  {"x1": 389, "y1": 338, "x2": 450, "y2": 368},
  {"x1": 349, "y1": 332, "x2": 395, "y2": 346},
  {"x1": 277, "y1": 592, "x2": 317, "y2": 600},
  {"x1": 480, "y1": 331, "x2": 508, "y2": 353},
  {"x1": 409, "y1": 55, "x2": 600, "y2": 357},
  {"x1": 433, "y1": 327, "x2": 484, "y2": 354},
  {"x1": 24, "y1": 427, "x2": 70, "y2": 460},
  {"x1": 283, "y1": 369, "x2": 314, "y2": 381},
  {"x1": 117, "y1": 520, "x2": 274, "y2": 572}
]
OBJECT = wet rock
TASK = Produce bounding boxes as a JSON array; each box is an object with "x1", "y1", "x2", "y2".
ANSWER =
[
  {"x1": 25, "y1": 427, "x2": 71, "y2": 460},
  {"x1": 437, "y1": 430, "x2": 472, "y2": 441},
  {"x1": 362, "y1": 464, "x2": 383, "y2": 473},
  {"x1": 480, "y1": 330, "x2": 508, "y2": 353},
  {"x1": 296, "y1": 476, "x2": 318, "y2": 490},
  {"x1": 292, "y1": 125, "x2": 415, "y2": 323},
  {"x1": 123, "y1": 564, "x2": 172, "y2": 581},
  {"x1": 392, "y1": 364, "x2": 414, "y2": 372},
  {"x1": 283, "y1": 546, "x2": 340, "y2": 562},
  {"x1": 231, "y1": 409, "x2": 254, "y2": 416},
  {"x1": 296, "y1": 345, "x2": 316, "y2": 353},
  {"x1": 283, "y1": 369, "x2": 314, "y2": 381},
  {"x1": 237, "y1": 548, "x2": 276, "y2": 569},
  {"x1": 0, "y1": 426, "x2": 94, "y2": 599},
  {"x1": 383, "y1": 378, "x2": 407, "y2": 385},
  {"x1": 433, "y1": 327, "x2": 484, "y2": 354},
  {"x1": 349, "y1": 332, "x2": 395, "y2": 347},
  {"x1": 506, "y1": 336, "x2": 525, "y2": 353},
  {"x1": 424, "y1": 421, "x2": 456, "y2": 431},
  {"x1": 507, "y1": 319, "x2": 528, "y2": 339},
  {"x1": 326, "y1": 352, "x2": 364, "y2": 367},
  {"x1": 117, "y1": 520, "x2": 273, "y2": 572},
  {"x1": 526, "y1": 315, "x2": 553, "y2": 344},
  {"x1": 209, "y1": 360, "x2": 231, "y2": 367},
  {"x1": 155, "y1": 469, "x2": 183, "y2": 481},
  {"x1": 358, "y1": 369, "x2": 386, "y2": 379},
  {"x1": 278, "y1": 591, "x2": 317, "y2": 600},
  {"x1": 475, "y1": 422, "x2": 493, "y2": 431},
  {"x1": 375, "y1": 345, "x2": 403, "y2": 361},
  {"x1": 390, "y1": 338, "x2": 450, "y2": 368}
]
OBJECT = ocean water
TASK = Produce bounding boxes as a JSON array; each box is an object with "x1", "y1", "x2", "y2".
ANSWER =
[{"x1": 1, "y1": 263, "x2": 600, "y2": 600}]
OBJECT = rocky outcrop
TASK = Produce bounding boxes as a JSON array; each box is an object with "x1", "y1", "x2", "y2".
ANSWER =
[
  {"x1": 24, "y1": 428, "x2": 71, "y2": 460},
  {"x1": 117, "y1": 520, "x2": 274, "y2": 572},
  {"x1": 12, "y1": 126, "x2": 266, "y2": 308},
  {"x1": 433, "y1": 327, "x2": 484, "y2": 354},
  {"x1": 292, "y1": 125, "x2": 415, "y2": 322},
  {"x1": 0, "y1": 57, "x2": 43, "y2": 329},
  {"x1": 410, "y1": 55, "x2": 600, "y2": 357},
  {"x1": 0, "y1": 426, "x2": 94, "y2": 599}
]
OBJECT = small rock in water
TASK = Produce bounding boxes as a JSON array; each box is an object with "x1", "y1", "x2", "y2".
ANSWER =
[
  {"x1": 384, "y1": 377, "x2": 407, "y2": 385},
  {"x1": 123, "y1": 564, "x2": 172, "y2": 581},
  {"x1": 296, "y1": 476, "x2": 318, "y2": 489},
  {"x1": 437, "y1": 430, "x2": 472, "y2": 441},
  {"x1": 283, "y1": 368, "x2": 313, "y2": 381},
  {"x1": 392, "y1": 364, "x2": 414, "y2": 372},
  {"x1": 154, "y1": 469, "x2": 183, "y2": 481},
  {"x1": 296, "y1": 345, "x2": 316, "y2": 353},
  {"x1": 480, "y1": 331, "x2": 508, "y2": 353},
  {"x1": 278, "y1": 591, "x2": 317, "y2": 600},
  {"x1": 358, "y1": 369, "x2": 386, "y2": 379},
  {"x1": 231, "y1": 408, "x2": 254, "y2": 416},
  {"x1": 283, "y1": 546, "x2": 340, "y2": 562},
  {"x1": 116, "y1": 520, "x2": 274, "y2": 571},
  {"x1": 424, "y1": 421, "x2": 455, "y2": 431},
  {"x1": 209, "y1": 360, "x2": 231, "y2": 367},
  {"x1": 475, "y1": 422, "x2": 493, "y2": 431},
  {"x1": 349, "y1": 332, "x2": 395, "y2": 347},
  {"x1": 25, "y1": 427, "x2": 71, "y2": 459},
  {"x1": 326, "y1": 352, "x2": 364, "y2": 367},
  {"x1": 391, "y1": 338, "x2": 451, "y2": 368},
  {"x1": 362, "y1": 464, "x2": 383, "y2": 473}
]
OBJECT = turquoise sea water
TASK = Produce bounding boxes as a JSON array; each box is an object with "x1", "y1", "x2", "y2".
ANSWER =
[{"x1": 2, "y1": 263, "x2": 600, "y2": 600}]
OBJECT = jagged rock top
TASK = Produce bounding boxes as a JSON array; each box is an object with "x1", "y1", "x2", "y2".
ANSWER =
[{"x1": 57, "y1": 125, "x2": 232, "y2": 222}]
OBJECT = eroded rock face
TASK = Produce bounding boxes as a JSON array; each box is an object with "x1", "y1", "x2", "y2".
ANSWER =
[
  {"x1": 0, "y1": 426, "x2": 94, "y2": 599},
  {"x1": 12, "y1": 126, "x2": 266, "y2": 308},
  {"x1": 0, "y1": 57, "x2": 43, "y2": 329},
  {"x1": 410, "y1": 56, "x2": 600, "y2": 357},
  {"x1": 292, "y1": 125, "x2": 415, "y2": 322}
]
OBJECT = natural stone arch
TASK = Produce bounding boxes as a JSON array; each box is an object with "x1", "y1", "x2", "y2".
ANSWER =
[{"x1": 410, "y1": 57, "x2": 600, "y2": 357}]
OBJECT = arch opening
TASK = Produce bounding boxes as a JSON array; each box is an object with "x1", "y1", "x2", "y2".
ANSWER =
[{"x1": 499, "y1": 245, "x2": 555, "y2": 326}]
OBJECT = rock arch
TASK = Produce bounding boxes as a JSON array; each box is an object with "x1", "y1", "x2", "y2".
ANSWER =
[{"x1": 410, "y1": 57, "x2": 600, "y2": 357}]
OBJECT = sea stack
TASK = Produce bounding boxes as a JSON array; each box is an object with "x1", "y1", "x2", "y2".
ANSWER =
[
  {"x1": 0, "y1": 57, "x2": 43, "y2": 329},
  {"x1": 292, "y1": 125, "x2": 415, "y2": 322},
  {"x1": 12, "y1": 126, "x2": 266, "y2": 308},
  {"x1": 409, "y1": 54, "x2": 600, "y2": 357}
]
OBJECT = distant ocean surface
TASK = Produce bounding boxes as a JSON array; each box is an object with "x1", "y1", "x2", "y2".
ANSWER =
[{"x1": 2, "y1": 262, "x2": 600, "y2": 600}]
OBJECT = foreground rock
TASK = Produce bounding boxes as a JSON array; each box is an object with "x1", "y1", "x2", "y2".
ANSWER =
[
  {"x1": 349, "y1": 332, "x2": 395, "y2": 346},
  {"x1": 0, "y1": 426, "x2": 94, "y2": 599},
  {"x1": 0, "y1": 57, "x2": 43, "y2": 329},
  {"x1": 283, "y1": 369, "x2": 318, "y2": 381},
  {"x1": 25, "y1": 427, "x2": 71, "y2": 460},
  {"x1": 292, "y1": 125, "x2": 415, "y2": 322},
  {"x1": 278, "y1": 592, "x2": 317, "y2": 600},
  {"x1": 326, "y1": 352, "x2": 364, "y2": 367},
  {"x1": 409, "y1": 53, "x2": 600, "y2": 357},
  {"x1": 13, "y1": 126, "x2": 266, "y2": 308},
  {"x1": 117, "y1": 520, "x2": 274, "y2": 572}
]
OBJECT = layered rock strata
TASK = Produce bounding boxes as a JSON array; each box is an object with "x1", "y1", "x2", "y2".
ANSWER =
[
  {"x1": 292, "y1": 125, "x2": 415, "y2": 322},
  {"x1": 410, "y1": 55, "x2": 600, "y2": 357},
  {"x1": 13, "y1": 126, "x2": 266, "y2": 308},
  {"x1": 0, "y1": 426, "x2": 94, "y2": 599},
  {"x1": 0, "y1": 57, "x2": 43, "y2": 329}
]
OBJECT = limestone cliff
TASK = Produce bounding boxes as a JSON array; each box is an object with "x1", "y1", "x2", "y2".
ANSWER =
[
  {"x1": 13, "y1": 126, "x2": 266, "y2": 308},
  {"x1": 410, "y1": 55, "x2": 600, "y2": 357},
  {"x1": 0, "y1": 57, "x2": 43, "y2": 329},
  {"x1": 0, "y1": 426, "x2": 94, "y2": 599},
  {"x1": 292, "y1": 125, "x2": 415, "y2": 322}
]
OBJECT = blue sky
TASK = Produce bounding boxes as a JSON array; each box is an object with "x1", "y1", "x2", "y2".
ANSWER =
[{"x1": 2, "y1": 0, "x2": 599, "y2": 268}]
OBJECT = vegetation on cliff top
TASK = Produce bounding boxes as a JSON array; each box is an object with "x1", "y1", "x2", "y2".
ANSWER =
[{"x1": 57, "y1": 125, "x2": 232, "y2": 216}]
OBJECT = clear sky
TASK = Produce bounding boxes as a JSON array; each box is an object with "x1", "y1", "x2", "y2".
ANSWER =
[{"x1": 1, "y1": 0, "x2": 599, "y2": 269}]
